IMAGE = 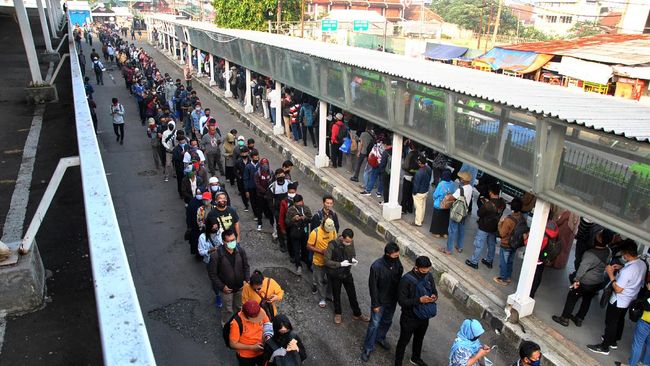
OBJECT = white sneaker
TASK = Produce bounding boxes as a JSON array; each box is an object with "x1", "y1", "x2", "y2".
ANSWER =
[
  {"x1": 256, "y1": 224, "x2": 262, "y2": 231},
  {"x1": 272, "y1": 230, "x2": 278, "y2": 240},
  {"x1": 296, "y1": 266, "x2": 302, "y2": 275},
  {"x1": 318, "y1": 300, "x2": 326, "y2": 308}
]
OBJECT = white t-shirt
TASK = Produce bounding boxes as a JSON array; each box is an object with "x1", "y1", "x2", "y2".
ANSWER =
[
  {"x1": 611, "y1": 258, "x2": 647, "y2": 308},
  {"x1": 268, "y1": 89, "x2": 280, "y2": 109},
  {"x1": 453, "y1": 183, "x2": 473, "y2": 205},
  {"x1": 183, "y1": 149, "x2": 206, "y2": 164}
]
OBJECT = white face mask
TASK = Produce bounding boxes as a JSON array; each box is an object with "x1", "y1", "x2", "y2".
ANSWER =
[
  {"x1": 288, "y1": 193, "x2": 296, "y2": 199},
  {"x1": 210, "y1": 185, "x2": 219, "y2": 192}
]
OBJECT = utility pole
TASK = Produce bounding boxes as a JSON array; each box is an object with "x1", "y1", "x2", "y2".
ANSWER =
[
  {"x1": 199, "y1": 0, "x2": 204, "y2": 21},
  {"x1": 486, "y1": 2, "x2": 493, "y2": 53},
  {"x1": 300, "y1": 0, "x2": 305, "y2": 38},
  {"x1": 276, "y1": 0, "x2": 282, "y2": 34},
  {"x1": 491, "y1": 0, "x2": 503, "y2": 46},
  {"x1": 420, "y1": 0, "x2": 424, "y2": 39}
]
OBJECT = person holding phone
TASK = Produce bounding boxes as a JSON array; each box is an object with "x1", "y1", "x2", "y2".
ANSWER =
[{"x1": 449, "y1": 319, "x2": 491, "y2": 366}]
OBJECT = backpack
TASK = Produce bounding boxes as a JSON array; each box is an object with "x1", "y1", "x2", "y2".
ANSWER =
[
  {"x1": 404, "y1": 272, "x2": 437, "y2": 320},
  {"x1": 367, "y1": 145, "x2": 382, "y2": 168},
  {"x1": 449, "y1": 187, "x2": 469, "y2": 223},
  {"x1": 222, "y1": 312, "x2": 243, "y2": 349},
  {"x1": 335, "y1": 123, "x2": 348, "y2": 144},
  {"x1": 93, "y1": 62, "x2": 102, "y2": 73},
  {"x1": 506, "y1": 215, "x2": 529, "y2": 250},
  {"x1": 540, "y1": 220, "x2": 561, "y2": 264},
  {"x1": 384, "y1": 153, "x2": 392, "y2": 175}
]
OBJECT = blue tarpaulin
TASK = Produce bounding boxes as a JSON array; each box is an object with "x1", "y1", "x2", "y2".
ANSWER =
[
  {"x1": 424, "y1": 43, "x2": 468, "y2": 61},
  {"x1": 475, "y1": 47, "x2": 539, "y2": 71}
]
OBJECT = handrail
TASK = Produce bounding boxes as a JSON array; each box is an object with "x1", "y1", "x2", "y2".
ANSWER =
[{"x1": 66, "y1": 16, "x2": 157, "y2": 366}]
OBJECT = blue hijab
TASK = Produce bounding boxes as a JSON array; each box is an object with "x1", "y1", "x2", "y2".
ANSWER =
[{"x1": 449, "y1": 319, "x2": 485, "y2": 364}]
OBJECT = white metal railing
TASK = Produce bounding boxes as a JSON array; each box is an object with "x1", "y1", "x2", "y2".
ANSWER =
[{"x1": 67, "y1": 17, "x2": 157, "y2": 365}]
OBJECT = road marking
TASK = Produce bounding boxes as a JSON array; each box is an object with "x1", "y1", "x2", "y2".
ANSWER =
[
  {"x1": 1, "y1": 105, "x2": 45, "y2": 242},
  {"x1": 0, "y1": 310, "x2": 6, "y2": 356}
]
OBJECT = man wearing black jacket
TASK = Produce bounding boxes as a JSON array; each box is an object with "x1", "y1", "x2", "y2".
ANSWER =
[
  {"x1": 395, "y1": 256, "x2": 438, "y2": 366},
  {"x1": 361, "y1": 242, "x2": 404, "y2": 362}
]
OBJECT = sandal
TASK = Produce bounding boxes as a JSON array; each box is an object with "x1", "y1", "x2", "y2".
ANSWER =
[{"x1": 438, "y1": 247, "x2": 451, "y2": 255}]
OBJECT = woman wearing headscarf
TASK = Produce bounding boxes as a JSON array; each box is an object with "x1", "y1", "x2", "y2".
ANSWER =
[
  {"x1": 264, "y1": 314, "x2": 307, "y2": 365},
  {"x1": 550, "y1": 206, "x2": 579, "y2": 269},
  {"x1": 429, "y1": 170, "x2": 457, "y2": 238},
  {"x1": 449, "y1": 319, "x2": 491, "y2": 366}
]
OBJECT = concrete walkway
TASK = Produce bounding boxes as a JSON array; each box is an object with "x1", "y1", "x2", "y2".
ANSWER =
[{"x1": 146, "y1": 39, "x2": 634, "y2": 366}]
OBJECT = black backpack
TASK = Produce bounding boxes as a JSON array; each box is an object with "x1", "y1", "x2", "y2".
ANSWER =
[
  {"x1": 93, "y1": 62, "x2": 102, "y2": 73},
  {"x1": 335, "y1": 124, "x2": 348, "y2": 144},
  {"x1": 222, "y1": 312, "x2": 243, "y2": 349},
  {"x1": 507, "y1": 215, "x2": 529, "y2": 250}
]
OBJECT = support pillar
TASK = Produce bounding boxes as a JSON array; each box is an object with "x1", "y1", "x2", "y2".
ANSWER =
[
  {"x1": 273, "y1": 81, "x2": 285, "y2": 136},
  {"x1": 506, "y1": 199, "x2": 551, "y2": 318},
  {"x1": 36, "y1": 0, "x2": 53, "y2": 53},
  {"x1": 224, "y1": 60, "x2": 233, "y2": 97},
  {"x1": 45, "y1": 0, "x2": 57, "y2": 39},
  {"x1": 13, "y1": 0, "x2": 43, "y2": 84},
  {"x1": 179, "y1": 42, "x2": 185, "y2": 64},
  {"x1": 382, "y1": 133, "x2": 403, "y2": 220},
  {"x1": 186, "y1": 43, "x2": 192, "y2": 68},
  {"x1": 53, "y1": 0, "x2": 62, "y2": 26},
  {"x1": 196, "y1": 50, "x2": 203, "y2": 77},
  {"x1": 315, "y1": 100, "x2": 330, "y2": 168},
  {"x1": 209, "y1": 54, "x2": 216, "y2": 86},
  {"x1": 244, "y1": 69, "x2": 253, "y2": 113}
]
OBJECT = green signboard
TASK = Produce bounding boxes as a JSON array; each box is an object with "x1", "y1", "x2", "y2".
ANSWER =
[
  {"x1": 321, "y1": 19, "x2": 338, "y2": 32},
  {"x1": 353, "y1": 20, "x2": 369, "y2": 31}
]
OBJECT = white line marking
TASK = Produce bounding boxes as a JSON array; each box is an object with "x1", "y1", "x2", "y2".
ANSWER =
[
  {"x1": 0, "y1": 310, "x2": 6, "y2": 356},
  {"x1": 1, "y1": 105, "x2": 45, "y2": 242}
]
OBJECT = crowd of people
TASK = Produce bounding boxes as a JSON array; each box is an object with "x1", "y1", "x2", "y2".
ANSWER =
[{"x1": 76, "y1": 20, "x2": 650, "y2": 366}]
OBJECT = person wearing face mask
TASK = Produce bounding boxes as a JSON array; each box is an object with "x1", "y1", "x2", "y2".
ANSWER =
[
  {"x1": 190, "y1": 102, "x2": 205, "y2": 139},
  {"x1": 307, "y1": 217, "x2": 337, "y2": 308},
  {"x1": 223, "y1": 129, "x2": 237, "y2": 185},
  {"x1": 512, "y1": 341, "x2": 542, "y2": 366},
  {"x1": 182, "y1": 139, "x2": 206, "y2": 168},
  {"x1": 201, "y1": 124, "x2": 224, "y2": 177},
  {"x1": 208, "y1": 229, "x2": 250, "y2": 325},
  {"x1": 207, "y1": 192, "x2": 241, "y2": 240},
  {"x1": 234, "y1": 147, "x2": 251, "y2": 211},
  {"x1": 233, "y1": 136, "x2": 250, "y2": 162},
  {"x1": 242, "y1": 270, "x2": 284, "y2": 319},
  {"x1": 281, "y1": 160, "x2": 294, "y2": 182},
  {"x1": 208, "y1": 177, "x2": 230, "y2": 205},
  {"x1": 264, "y1": 314, "x2": 308, "y2": 365},
  {"x1": 244, "y1": 151, "x2": 262, "y2": 224},
  {"x1": 110, "y1": 97, "x2": 125, "y2": 145},
  {"x1": 588, "y1": 240, "x2": 646, "y2": 355},
  {"x1": 324, "y1": 228, "x2": 369, "y2": 325},
  {"x1": 254, "y1": 160, "x2": 276, "y2": 232},
  {"x1": 181, "y1": 166, "x2": 200, "y2": 204},
  {"x1": 361, "y1": 242, "x2": 404, "y2": 362},
  {"x1": 198, "y1": 216, "x2": 223, "y2": 264},
  {"x1": 449, "y1": 319, "x2": 491, "y2": 366},
  {"x1": 172, "y1": 134, "x2": 189, "y2": 196},
  {"x1": 268, "y1": 168, "x2": 292, "y2": 245},
  {"x1": 186, "y1": 189, "x2": 204, "y2": 257},
  {"x1": 395, "y1": 256, "x2": 438, "y2": 366},
  {"x1": 284, "y1": 192, "x2": 312, "y2": 275}
]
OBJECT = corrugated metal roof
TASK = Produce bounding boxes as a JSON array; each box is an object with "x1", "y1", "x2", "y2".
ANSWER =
[
  {"x1": 154, "y1": 16, "x2": 650, "y2": 142},
  {"x1": 501, "y1": 34, "x2": 650, "y2": 65}
]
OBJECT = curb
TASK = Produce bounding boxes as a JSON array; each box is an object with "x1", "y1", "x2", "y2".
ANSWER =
[{"x1": 153, "y1": 44, "x2": 599, "y2": 366}]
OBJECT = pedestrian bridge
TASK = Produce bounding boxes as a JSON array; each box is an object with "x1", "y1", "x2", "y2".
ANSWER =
[{"x1": 149, "y1": 14, "x2": 649, "y2": 245}]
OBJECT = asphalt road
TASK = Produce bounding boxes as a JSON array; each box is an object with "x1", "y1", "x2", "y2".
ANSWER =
[{"x1": 88, "y1": 38, "x2": 512, "y2": 366}]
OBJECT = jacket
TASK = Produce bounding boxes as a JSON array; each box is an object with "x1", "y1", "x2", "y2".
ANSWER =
[
  {"x1": 369, "y1": 256, "x2": 404, "y2": 308},
  {"x1": 241, "y1": 277, "x2": 284, "y2": 317},
  {"x1": 379, "y1": 148, "x2": 392, "y2": 176},
  {"x1": 498, "y1": 212, "x2": 524, "y2": 248},
  {"x1": 330, "y1": 120, "x2": 344, "y2": 144},
  {"x1": 433, "y1": 180, "x2": 457, "y2": 209},
  {"x1": 575, "y1": 247, "x2": 610, "y2": 286},
  {"x1": 402, "y1": 150, "x2": 420, "y2": 178},
  {"x1": 284, "y1": 204, "x2": 312, "y2": 236},
  {"x1": 200, "y1": 132, "x2": 221, "y2": 154},
  {"x1": 254, "y1": 170, "x2": 273, "y2": 197},
  {"x1": 324, "y1": 239, "x2": 356, "y2": 274},
  {"x1": 234, "y1": 157, "x2": 249, "y2": 180},
  {"x1": 207, "y1": 246, "x2": 250, "y2": 292},
  {"x1": 398, "y1": 269, "x2": 438, "y2": 320},
  {"x1": 412, "y1": 166, "x2": 432, "y2": 194},
  {"x1": 477, "y1": 197, "x2": 506, "y2": 233},
  {"x1": 243, "y1": 162, "x2": 259, "y2": 190},
  {"x1": 310, "y1": 209, "x2": 340, "y2": 233}
]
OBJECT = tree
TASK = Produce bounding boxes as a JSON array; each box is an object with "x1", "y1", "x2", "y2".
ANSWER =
[
  {"x1": 212, "y1": 0, "x2": 301, "y2": 31},
  {"x1": 431, "y1": 0, "x2": 520, "y2": 35},
  {"x1": 567, "y1": 21, "x2": 605, "y2": 39}
]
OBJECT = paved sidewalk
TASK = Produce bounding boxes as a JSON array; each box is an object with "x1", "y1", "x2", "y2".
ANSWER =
[{"x1": 147, "y1": 41, "x2": 627, "y2": 366}]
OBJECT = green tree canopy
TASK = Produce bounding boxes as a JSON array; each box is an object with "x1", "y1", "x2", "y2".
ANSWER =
[
  {"x1": 567, "y1": 21, "x2": 605, "y2": 39},
  {"x1": 212, "y1": 0, "x2": 301, "y2": 31},
  {"x1": 431, "y1": 0, "x2": 521, "y2": 36}
]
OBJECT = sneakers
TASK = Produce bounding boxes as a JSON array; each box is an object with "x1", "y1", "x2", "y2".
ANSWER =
[
  {"x1": 164, "y1": 177, "x2": 169, "y2": 182},
  {"x1": 572, "y1": 316, "x2": 583, "y2": 327},
  {"x1": 360, "y1": 351, "x2": 370, "y2": 362},
  {"x1": 334, "y1": 314, "x2": 342, "y2": 324},
  {"x1": 493, "y1": 277, "x2": 511, "y2": 286},
  {"x1": 481, "y1": 259, "x2": 493, "y2": 268},
  {"x1": 376, "y1": 192, "x2": 382, "y2": 198},
  {"x1": 409, "y1": 358, "x2": 428, "y2": 366},
  {"x1": 360, "y1": 191, "x2": 371, "y2": 196},
  {"x1": 296, "y1": 266, "x2": 302, "y2": 275},
  {"x1": 465, "y1": 259, "x2": 478, "y2": 269},
  {"x1": 272, "y1": 230, "x2": 278, "y2": 240},
  {"x1": 551, "y1": 315, "x2": 569, "y2": 327},
  {"x1": 352, "y1": 314, "x2": 370, "y2": 322},
  {"x1": 587, "y1": 344, "x2": 609, "y2": 355},
  {"x1": 350, "y1": 177, "x2": 359, "y2": 182},
  {"x1": 600, "y1": 336, "x2": 618, "y2": 349},
  {"x1": 318, "y1": 299, "x2": 326, "y2": 308},
  {"x1": 256, "y1": 224, "x2": 262, "y2": 231},
  {"x1": 244, "y1": 207, "x2": 249, "y2": 212},
  {"x1": 312, "y1": 285, "x2": 318, "y2": 295}
]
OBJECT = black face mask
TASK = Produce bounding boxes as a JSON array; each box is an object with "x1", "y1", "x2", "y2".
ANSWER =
[
  {"x1": 414, "y1": 269, "x2": 427, "y2": 278},
  {"x1": 216, "y1": 202, "x2": 227, "y2": 209},
  {"x1": 252, "y1": 159, "x2": 259, "y2": 164},
  {"x1": 384, "y1": 254, "x2": 399, "y2": 263},
  {"x1": 277, "y1": 178, "x2": 285, "y2": 184}
]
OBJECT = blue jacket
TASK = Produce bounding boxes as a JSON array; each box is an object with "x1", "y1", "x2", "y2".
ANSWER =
[
  {"x1": 243, "y1": 162, "x2": 259, "y2": 190},
  {"x1": 299, "y1": 104, "x2": 315, "y2": 127},
  {"x1": 413, "y1": 166, "x2": 432, "y2": 194},
  {"x1": 433, "y1": 180, "x2": 457, "y2": 209}
]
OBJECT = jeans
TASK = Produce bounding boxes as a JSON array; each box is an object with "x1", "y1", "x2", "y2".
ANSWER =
[
  {"x1": 446, "y1": 220, "x2": 465, "y2": 252},
  {"x1": 270, "y1": 107, "x2": 276, "y2": 124},
  {"x1": 329, "y1": 274, "x2": 361, "y2": 316},
  {"x1": 352, "y1": 154, "x2": 367, "y2": 180},
  {"x1": 629, "y1": 319, "x2": 650, "y2": 366},
  {"x1": 603, "y1": 301, "x2": 628, "y2": 348},
  {"x1": 95, "y1": 70, "x2": 103, "y2": 85},
  {"x1": 499, "y1": 247, "x2": 515, "y2": 280},
  {"x1": 394, "y1": 315, "x2": 429, "y2": 365},
  {"x1": 363, "y1": 302, "x2": 397, "y2": 354},
  {"x1": 469, "y1": 229, "x2": 496, "y2": 264},
  {"x1": 365, "y1": 167, "x2": 382, "y2": 193},
  {"x1": 113, "y1": 123, "x2": 124, "y2": 141},
  {"x1": 291, "y1": 123, "x2": 302, "y2": 140}
]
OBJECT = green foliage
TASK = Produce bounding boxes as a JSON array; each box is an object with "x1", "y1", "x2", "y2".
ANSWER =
[
  {"x1": 212, "y1": 0, "x2": 301, "y2": 31},
  {"x1": 567, "y1": 21, "x2": 604, "y2": 39},
  {"x1": 430, "y1": 0, "x2": 520, "y2": 35},
  {"x1": 519, "y1": 26, "x2": 553, "y2": 41}
]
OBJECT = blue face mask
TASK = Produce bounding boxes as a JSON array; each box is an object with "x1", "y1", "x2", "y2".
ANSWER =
[
  {"x1": 530, "y1": 360, "x2": 541, "y2": 366},
  {"x1": 226, "y1": 240, "x2": 237, "y2": 250}
]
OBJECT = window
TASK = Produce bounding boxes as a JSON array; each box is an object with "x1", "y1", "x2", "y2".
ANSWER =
[
  {"x1": 546, "y1": 15, "x2": 558, "y2": 23},
  {"x1": 560, "y1": 16, "x2": 573, "y2": 23}
]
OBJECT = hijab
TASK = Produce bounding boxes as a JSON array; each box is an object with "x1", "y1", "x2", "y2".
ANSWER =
[
  {"x1": 441, "y1": 170, "x2": 452, "y2": 182},
  {"x1": 449, "y1": 319, "x2": 485, "y2": 364},
  {"x1": 272, "y1": 314, "x2": 294, "y2": 347}
]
